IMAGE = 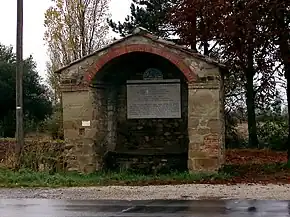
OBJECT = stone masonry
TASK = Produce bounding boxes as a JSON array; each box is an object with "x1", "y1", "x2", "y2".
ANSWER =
[{"x1": 56, "y1": 27, "x2": 226, "y2": 174}]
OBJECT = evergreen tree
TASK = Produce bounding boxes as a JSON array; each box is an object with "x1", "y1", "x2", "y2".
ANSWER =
[
  {"x1": 0, "y1": 44, "x2": 53, "y2": 137},
  {"x1": 108, "y1": 0, "x2": 176, "y2": 38}
]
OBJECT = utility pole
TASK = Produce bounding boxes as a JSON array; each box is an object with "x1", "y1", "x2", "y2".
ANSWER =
[{"x1": 15, "y1": 0, "x2": 24, "y2": 168}]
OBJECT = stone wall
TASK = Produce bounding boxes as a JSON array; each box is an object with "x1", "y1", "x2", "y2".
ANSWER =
[
  {"x1": 187, "y1": 75, "x2": 225, "y2": 172},
  {"x1": 104, "y1": 152, "x2": 187, "y2": 174},
  {"x1": 106, "y1": 83, "x2": 188, "y2": 171},
  {"x1": 115, "y1": 83, "x2": 188, "y2": 154},
  {"x1": 62, "y1": 88, "x2": 107, "y2": 173}
]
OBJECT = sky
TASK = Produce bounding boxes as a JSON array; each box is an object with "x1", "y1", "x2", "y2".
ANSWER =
[{"x1": 0, "y1": 0, "x2": 131, "y2": 78}]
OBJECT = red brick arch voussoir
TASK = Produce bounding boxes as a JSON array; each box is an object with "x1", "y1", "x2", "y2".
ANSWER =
[{"x1": 85, "y1": 44, "x2": 196, "y2": 82}]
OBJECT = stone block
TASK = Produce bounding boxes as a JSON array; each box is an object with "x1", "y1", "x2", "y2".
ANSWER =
[
  {"x1": 188, "y1": 134, "x2": 204, "y2": 144},
  {"x1": 67, "y1": 167, "x2": 79, "y2": 172},
  {"x1": 188, "y1": 157, "x2": 219, "y2": 172},
  {"x1": 197, "y1": 127, "x2": 210, "y2": 135},
  {"x1": 188, "y1": 142, "x2": 201, "y2": 151},
  {"x1": 201, "y1": 143, "x2": 220, "y2": 158},
  {"x1": 64, "y1": 129, "x2": 80, "y2": 139},
  {"x1": 208, "y1": 119, "x2": 221, "y2": 133},
  {"x1": 63, "y1": 106, "x2": 92, "y2": 120},
  {"x1": 62, "y1": 91, "x2": 90, "y2": 106},
  {"x1": 187, "y1": 118, "x2": 200, "y2": 128},
  {"x1": 188, "y1": 89, "x2": 220, "y2": 118},
  {"x1": 188, "y1": 150, "x2": 207, "y2": 158}
]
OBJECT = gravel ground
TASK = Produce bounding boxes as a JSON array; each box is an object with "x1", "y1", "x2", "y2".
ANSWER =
[{"x1": 1, "y1": 184, "x2": 290, "y2": 200}]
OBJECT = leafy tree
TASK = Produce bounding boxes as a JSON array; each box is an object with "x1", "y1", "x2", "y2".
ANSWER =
[
  {"x1": 171, "y1": 0, "x2": 284, "y2": 148},
  {"x1": 0, "y1": 44, "x2": 53, "y2": 137},
  {"x1": 109, "y1": 0, "x2": 286, "y2": 150},
  {"x1": 263, "y1": 0, "x2": 290, "y2": 158},
  {"x1": 170, "y1": 0, "x2": 222, "y2": 52}
]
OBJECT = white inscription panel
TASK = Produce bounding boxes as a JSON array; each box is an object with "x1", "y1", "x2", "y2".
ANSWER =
[{"x1": 127, "y1": 80, "x2": 181, "y2": 119}]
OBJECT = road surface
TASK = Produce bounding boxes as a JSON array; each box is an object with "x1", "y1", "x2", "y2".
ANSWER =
[{"x1": 0, "y1": 199, "x2": 290, "y2": 216}]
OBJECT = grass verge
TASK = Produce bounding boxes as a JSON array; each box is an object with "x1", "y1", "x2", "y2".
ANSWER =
[
  {"x1": 0, "y1": 168, "x2": 231, "y2": 188},
  {"x1": 3, "y1": 162, "x2": 289, "y2": 188}
]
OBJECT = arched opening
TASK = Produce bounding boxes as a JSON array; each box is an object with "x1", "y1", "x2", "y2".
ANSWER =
[
  {"x1": 92, "y1": 52, "x2": 187, "y2": 82},
  {"x1": 85, "y1": 44, "x2": 197, "y2": 82},
  {"x1": 91, "y1": 52, "x2": 189, "y2": 173}
]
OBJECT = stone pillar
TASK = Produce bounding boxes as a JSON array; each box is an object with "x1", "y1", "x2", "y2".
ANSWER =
[
  {"x1": 91, "y1": 85, "x2": 107, "y2": 171},
  {"x1": 187, "y1": 80, "x2": 225, "y2": 172},
  {"x1": 62, "y1": 86, "x2": 107, "y2": 173}
]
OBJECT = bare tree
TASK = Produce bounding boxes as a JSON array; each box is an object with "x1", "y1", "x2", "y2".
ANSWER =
[
  {"x1": 44, "y1": 0, "x2": 111, "y2": 138},
  {"x1": 44, "y1": 0, "x2": 111, "y2": 67}
]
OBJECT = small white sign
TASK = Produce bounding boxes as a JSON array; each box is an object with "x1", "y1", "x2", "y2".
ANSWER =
[{"x1": 82, "y1": 121, "x2": 91, "y2": 127}]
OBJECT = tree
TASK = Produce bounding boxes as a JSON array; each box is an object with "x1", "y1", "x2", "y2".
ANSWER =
[
  {"x1": 0, "y1": 44, "x2": 53, "y2": 137},
  {"x1": 171, "y1": 0, "x2": 281, "y2": 148},
  {"x1": 46, "y1": 58, "x2": 61, "y2": 104},
  {"x1": 44, "y1": 0, "x2": 111, "y2": 103},
  {"x1": 108, "y1": 0, "x2": 176, "y2": 38},
  {"x1": 44, "y1": 0, "x2": 111, "y2": 66},
  {"x1": 263, "y1": 0, "x2": 289, "y2": 158},
  {"x1": 44, "y1": 0, "x2": 111, "y2": 138},
  {"x1": 109, "y1": 0, "x2": 284, "y2": 149},
  {"x1": 170, "y1": 0, "x2": 223, "y2": 52}
]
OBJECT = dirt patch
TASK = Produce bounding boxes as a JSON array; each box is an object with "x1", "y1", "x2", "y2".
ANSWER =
[{"x1": 225, "y1": 149, "x2": 287, "y2": 165}]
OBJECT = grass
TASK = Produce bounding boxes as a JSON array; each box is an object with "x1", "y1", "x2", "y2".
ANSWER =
[
  {"x1": 0, "y1": 168, "x2": 231, "y2": 188},
  {"x1": 1, "y1": 163, "x2": 290, "y2": 187}
]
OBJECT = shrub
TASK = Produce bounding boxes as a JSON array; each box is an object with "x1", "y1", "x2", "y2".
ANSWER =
[
  {"x1": 37, "y1": 108, "x2": 63, "y2": 140},
  {"x1": 0, "y1": 138, "x2": 66, "y2": 172},
  {"x1": 257, "y1": 120, "x2": 288, "y2": 150},
  {"x1": 225, "y1": 111, "x2": 247, "y2": 149}
]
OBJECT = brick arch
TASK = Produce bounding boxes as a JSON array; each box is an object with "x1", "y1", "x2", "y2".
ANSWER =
[{"x1": 85, "y1": 44, "x2": 196, "y2": 82}]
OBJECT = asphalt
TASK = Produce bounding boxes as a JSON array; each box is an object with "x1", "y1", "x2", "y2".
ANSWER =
[{"x1": 0, "y1": 199, "x2": 290, "y2": 217}]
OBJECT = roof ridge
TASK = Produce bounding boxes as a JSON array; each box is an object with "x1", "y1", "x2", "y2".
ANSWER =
[{"x1": 54, "y1": 28, "x2": 226, "y2": 74}]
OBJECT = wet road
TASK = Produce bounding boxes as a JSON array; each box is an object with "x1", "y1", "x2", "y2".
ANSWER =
[{"x1": 1, "y1": 199, "x2": 290, "y2": 217}]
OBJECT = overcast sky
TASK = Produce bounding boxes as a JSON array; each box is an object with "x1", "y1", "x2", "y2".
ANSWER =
[{"x1": 0, "y1": 0, "x2": 131, "y2": 78}]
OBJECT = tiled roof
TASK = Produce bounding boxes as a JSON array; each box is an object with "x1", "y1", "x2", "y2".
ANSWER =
[{"x1": 54, "y1": 27, "x2": 226, "y2": 74}]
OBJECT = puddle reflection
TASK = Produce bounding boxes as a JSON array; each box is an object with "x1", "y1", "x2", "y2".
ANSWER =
[{"x1": 0, "y1": 199, "x2": 289, "y2": 217}]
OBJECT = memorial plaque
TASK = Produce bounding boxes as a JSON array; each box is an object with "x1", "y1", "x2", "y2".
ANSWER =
[{"x1": 127, "y1": 79, "x2": 181, "y2": 119}]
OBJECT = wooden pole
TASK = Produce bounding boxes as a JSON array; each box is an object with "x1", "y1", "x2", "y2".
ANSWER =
[{"x1": 15, "y1": 0, "x2": 24, "y2": 168}]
